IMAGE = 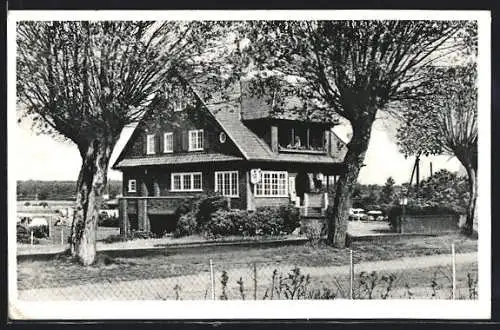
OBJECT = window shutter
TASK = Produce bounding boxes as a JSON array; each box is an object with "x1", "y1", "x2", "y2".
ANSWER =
[
  {"x1": 204, "y1": 130, "x2": 209, "y2": 150},
  {"x1": 174, "y1": 130, "x2": 181, "y2": 153},
  {"x1": 158, "y1": 133, "x2": 163, "y2": 154},
  {"x1": 143, "y1": 134, "x2": 148, "y2": 155},
  {"x1": 182, "y1": 131, "x2": 189, "y2": 151}
]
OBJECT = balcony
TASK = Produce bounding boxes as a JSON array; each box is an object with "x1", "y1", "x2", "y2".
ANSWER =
[
  {"x1": 278, "y1": 145, "x2": 327, "y2": 155},
  {"x1": 278, "y1": 123, "x2": 327, "y2": 155}
]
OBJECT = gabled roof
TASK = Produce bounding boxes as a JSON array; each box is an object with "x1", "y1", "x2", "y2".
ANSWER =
[
  {"x1": 240, "y1": 80, "x2": 340, "y2": 124},
  {"x1": 113, "y1": 72, "x2": 345, "y2": 169},
  {"x1": 205, "y1": 100, "x2": 275, "y2": 161}
]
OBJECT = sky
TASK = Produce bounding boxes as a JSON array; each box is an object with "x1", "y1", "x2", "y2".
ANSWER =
[{"x1": 13, "y1": 116, "x2": 463, "y2": 185}]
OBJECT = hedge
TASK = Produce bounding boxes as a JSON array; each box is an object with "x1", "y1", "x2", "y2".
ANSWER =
[
  {"x1": 203, "y1": 205, "x2": 300, "y2": 239},
  {"x1": 171, "y1": 193, "x2": 301, "y2": 239},
  {"x1": 387, "y1": 204, "x2": 459, "y2": 231}
]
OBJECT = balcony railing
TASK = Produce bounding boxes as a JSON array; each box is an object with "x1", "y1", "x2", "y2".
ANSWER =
[{"x1": 278, "y1": 145, "x2": 327, "y2": 154}]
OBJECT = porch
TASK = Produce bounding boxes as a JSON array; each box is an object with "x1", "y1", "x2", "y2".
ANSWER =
[{"x1": 118, "y1": 196, "x2": 199, "y2": 237}]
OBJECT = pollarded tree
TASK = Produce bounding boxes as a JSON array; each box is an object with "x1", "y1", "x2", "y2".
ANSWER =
[
  {"x1": 396, "y1": 64, "x2": 478, "y2": 235},
  {"x1": 17, "y1": 21, "x2": 233, "y2": 265},
  {"x1": 240, "y1": 21, "x2": 469, "y2": 247}
]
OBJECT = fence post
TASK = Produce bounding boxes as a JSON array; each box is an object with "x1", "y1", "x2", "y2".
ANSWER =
[
  {"x1": 61, "y1": 228, "x2": 64, "y2": 246},
  {"x1": 452, "y1": 243, "x2": 456, "y2": 300},
  {"x1": 30, "y1": 230, "x2": 34, "y2": 246},
  {"x1": 209, "y1": 259, "x2": 215, "y2": 300},
  {"x1": 349, "y1": 249, "x2": 354, "y2": 300},
  {"x1": 253, "y1": 263, "x2": 258, "y2": 300}
]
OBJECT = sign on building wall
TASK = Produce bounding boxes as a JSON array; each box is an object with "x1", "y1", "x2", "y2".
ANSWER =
[{"x1": 250, "y1": 168, "x2": 262, "y2": 184}]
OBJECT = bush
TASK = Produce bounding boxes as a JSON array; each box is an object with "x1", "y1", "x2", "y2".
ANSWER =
[
  {"x1": 204, "y1": 209, "x2": 238, "y2": 238},
  {"x1": 279, "y1": 204, "x2": 301, "y2": 234},
  {"x1": 202, "y1": 206, "x2": 300, "y2": 238},
  {"x1": 195, "y1": 193, "x2": 229, "y2": 227},
  {"x1": 17, "y1": 224, "x2": 30, "y2": 243},
  {"x1": 174, "y1": 211, "x2": 198, "y2": 238},
  {"x1": 251, "y1": 207, "x2": 285, "y2": 236},
  {"x1": 24, "y1": 202, "x2": 30, "y2": 207},
  {"x1": 98, "y1": 213, "x2": 119, "y2": 227},
  {"x1": 17, "y1": 223, "x2": 46, "y2": 242},
  {"x1": 301, "y1": 220, "x2": 325, "y2": 247},
  {"x1": 39, "y1": 201, "x2": 49, "y2": 207},
  {"x1": 31, "y1": 224, "x2": 49, "y2": 238}
]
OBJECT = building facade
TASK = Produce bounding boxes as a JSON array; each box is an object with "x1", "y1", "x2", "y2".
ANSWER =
[{"x1": 113, "y1": 77, "x2": 348, "y2": 236}]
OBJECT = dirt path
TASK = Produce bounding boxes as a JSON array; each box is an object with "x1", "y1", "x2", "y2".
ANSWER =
[{"x1": 17, "y1": 252, "x2": 477, "y2": 301}]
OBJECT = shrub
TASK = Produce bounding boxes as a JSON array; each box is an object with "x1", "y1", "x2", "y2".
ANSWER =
[
  {"x1": 301, "y1": 220, "x2": 324, "y2": 246},
  {"x1": 174, "y1": 211, "x2": 198, "y2": 238},
  {"x1": 202, "y1": 206, "x2": 297, "y2": 238},
  {"x1": 101, "y1": 234, "x2": 127, "y2": 244},
  {"x1": 17, "y1": 224, "x2": 29, "y2": 242},
  {"x1": 204, "y1": 209, "x2": 237, "y2": 238},
  {"x1": 196, "y1": 193, "x2": 229, "y2": 227},
  {"x1": 279, "y1": 204, "x2": 301, "y2": 234},
  {"x1": 130, "y1": 230, "x2": 157, "y2": 239},
  {"x1": 31, "y1": 224, "x2": 49, "y2": 238},
  {"x1": 24, "y1": 202, "x2": 30, "y2": 207},
  {"x1": 39, "y1": 201, "x2": 49, "y2": 207},
  {"x1": 252, "y1": 207, "x2": 285, "y2": 236},
  {"x1": 98, "y1": 214, "x2": 120, "y2": 227},
  {"x1": 17, "y1": 223, "x2": 46, "y2": 242}
]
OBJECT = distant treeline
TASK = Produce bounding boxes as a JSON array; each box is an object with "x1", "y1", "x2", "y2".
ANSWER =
[{"x1": 17, "y1": 180, "x2": 122, "y2": 201}]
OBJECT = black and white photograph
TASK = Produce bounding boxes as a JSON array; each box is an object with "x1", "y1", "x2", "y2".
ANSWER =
[{"x1": 7, "y1": 10, "x2": 491, "y2": 320}]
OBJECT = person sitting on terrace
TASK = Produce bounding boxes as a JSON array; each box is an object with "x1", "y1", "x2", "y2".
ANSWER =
[{"x1": 293, "y1": 136, "x2": 302, "y2": 148}]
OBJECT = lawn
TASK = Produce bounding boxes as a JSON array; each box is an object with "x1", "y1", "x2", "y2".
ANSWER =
[{"x1": 17, "y1": 233, "x2": 477, "y2": 291}]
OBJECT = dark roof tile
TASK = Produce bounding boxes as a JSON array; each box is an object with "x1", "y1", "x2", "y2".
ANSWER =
[{"x1": 115, "y1": 153, "x2": 244, "y2": 168}]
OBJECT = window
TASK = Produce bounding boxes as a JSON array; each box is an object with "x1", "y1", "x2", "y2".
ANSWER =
[
  {"x1": 189, "y1": 129, "x2": 204, "y2": 151},
  {"x1": 128, "y1": 179, "x2": 137, "y2": 193},
  {"x1": 174, "y1": 99, "x2": 186, "y2": 112},
  {"x1": 171, "y1": 86, "x2": 186, "y2": 112},
  {"x1": 171, "y1": 172, "x2": 203, "y2": 192},
  {"x1": 215, "y1": 171, "x2": 239, "y2": 197},
  {"x1": 254, "y1": 171, "x2": 288, "y2": 197},
  {"x1": 164, "y1": 132, "x2": 173, "y2": 153},
  {"x1": 146, "y1": 134, "x2": 156, "y2": 155}
]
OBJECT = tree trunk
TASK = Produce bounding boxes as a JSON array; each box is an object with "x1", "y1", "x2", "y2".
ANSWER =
[
  {"x1": 462, "y1": 159, "x2": 477, "y2": 236},
  {"x1": 70, "y1": 138, "x2": 114, "y2": 265},
  {"x1": 327, "y1": 115, "x2": 375, "y2": 247}
]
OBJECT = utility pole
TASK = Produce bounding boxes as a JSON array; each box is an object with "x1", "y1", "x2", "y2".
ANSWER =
[
  {"x1": 415, "y1": 155, "x2": 420, "y2": 198},
  {"x1": 430, "y1": 162, "x2": 433, "y2": 177}
]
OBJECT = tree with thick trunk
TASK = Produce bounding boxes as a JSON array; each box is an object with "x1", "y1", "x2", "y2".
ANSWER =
[
  {"x1": 396, "y1": 64, "x2": 478, "y2": 236},
  {"x1": 16, "y1": 21, "x2": 234, "y2": 265},
  {"x1": 240, "y1": 21, "x2": 470, "y2": 247}
]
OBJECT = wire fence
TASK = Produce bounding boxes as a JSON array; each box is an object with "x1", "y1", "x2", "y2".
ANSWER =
[{"x1": 17, "y1": 243, "x2": 478, "y2": 301}]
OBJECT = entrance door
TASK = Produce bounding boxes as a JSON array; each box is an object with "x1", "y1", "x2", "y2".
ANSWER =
[{"x1": 295, "y1": 172, "x2": 310, "y2": 205}]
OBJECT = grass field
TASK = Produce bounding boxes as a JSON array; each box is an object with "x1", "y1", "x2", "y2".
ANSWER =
[{"x1": 17, "y1": 233, "x2": 477, "y2": 291}]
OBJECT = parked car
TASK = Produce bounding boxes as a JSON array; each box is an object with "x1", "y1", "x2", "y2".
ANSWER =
[
  {"x1": 366, "y1": 210, "x2": 385, "y2": 221},
  {"x1": 349, "y1": 208, "x2": 367, "y2": 221}
]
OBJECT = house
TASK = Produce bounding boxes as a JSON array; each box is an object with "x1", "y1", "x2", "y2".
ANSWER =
[{"x1": 112, "y1": 75, "x2": 348, "y2": 236}]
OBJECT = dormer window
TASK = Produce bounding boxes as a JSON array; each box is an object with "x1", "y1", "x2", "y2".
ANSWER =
[
  {"x1": 164, "y1": 132, "x2": 173, "y2": 153},
  {"x1": 189, "y1": 129, "x2": 204, "y2": 151},
  {"x1": 146, "y1": 134, "x2": 156, "y2": 155}
]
